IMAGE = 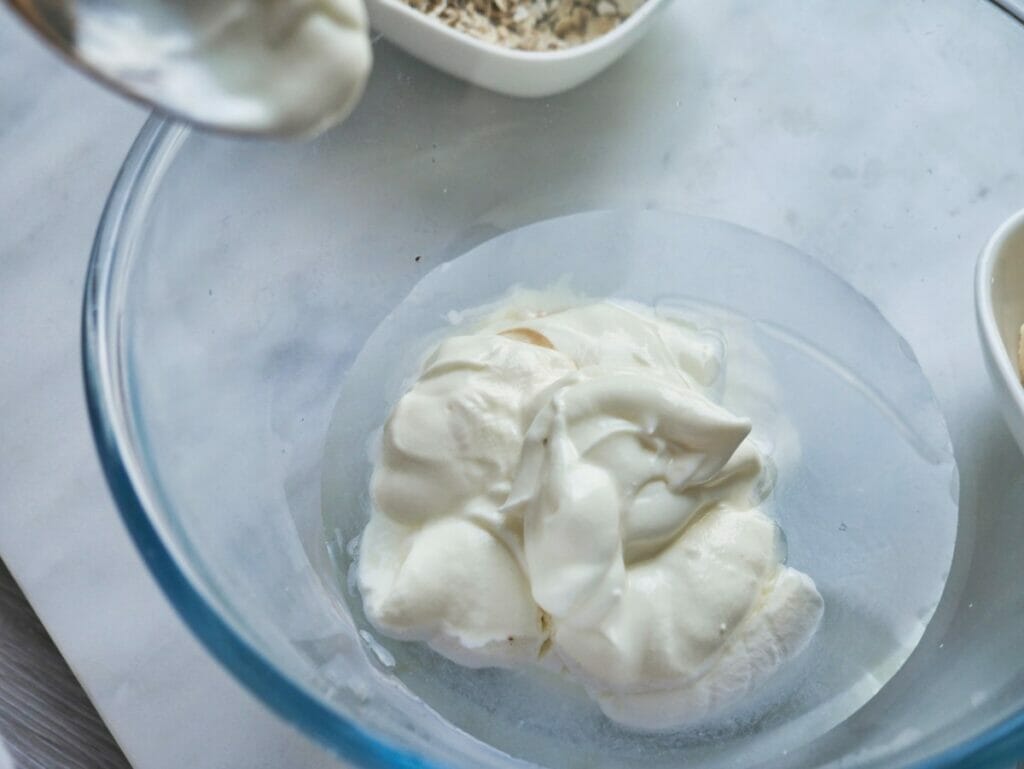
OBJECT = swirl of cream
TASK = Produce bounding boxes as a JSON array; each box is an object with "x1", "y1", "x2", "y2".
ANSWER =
[{"x1": 357, "y1": 299, "x2": 822, "y2": 728}]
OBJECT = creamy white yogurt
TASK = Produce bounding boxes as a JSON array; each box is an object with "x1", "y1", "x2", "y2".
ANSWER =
[
  {"x1": 79, "y1": 0, "x2": 372, "y2": 137},
  {"x1": 357, "y1": 296, "x2": 823, "y2": 729}
]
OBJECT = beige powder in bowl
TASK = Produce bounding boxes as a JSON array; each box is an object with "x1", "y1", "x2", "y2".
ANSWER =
[{"x1": 403, "y1": 0, "x2": 645, "y2": 50}]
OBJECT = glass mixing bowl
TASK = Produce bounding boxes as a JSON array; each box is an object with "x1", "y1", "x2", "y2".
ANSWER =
[{"x1": 82, "y1": 28, "x2": 1024, "y2": 769}]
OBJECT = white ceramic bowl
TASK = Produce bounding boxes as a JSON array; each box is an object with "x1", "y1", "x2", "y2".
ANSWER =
[
  {"x1": 364, "y1": 0, "x2": 669, "y2": 96},
  {"x1": 976, "y1": 207, "x2": 1024, "y2": 454}
]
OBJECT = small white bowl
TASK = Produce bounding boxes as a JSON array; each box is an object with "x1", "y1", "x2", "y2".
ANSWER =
[
  {"x1": 976, "y1": 207, "x2": 1024, "y2": 454},
  {"x1": 364, "y1": 0, "x2": 669, "y2": 97}
]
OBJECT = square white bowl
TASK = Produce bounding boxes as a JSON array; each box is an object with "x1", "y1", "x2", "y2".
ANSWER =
[
  {"x1": 976, "y1": 207, "x2": 1024, "y2": 455},
  {"x1": 364, "y1": 0, "x2": 670, "y2": 97}
]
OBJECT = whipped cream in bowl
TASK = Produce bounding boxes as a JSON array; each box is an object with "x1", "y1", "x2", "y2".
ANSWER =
[{"x1": 322, "y1": 211, "x2": 958, "y2": 761}]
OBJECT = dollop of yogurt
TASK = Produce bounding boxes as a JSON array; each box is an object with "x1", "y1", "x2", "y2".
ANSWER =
[
  {"x1": 78, "y1": 0, "x2": 372, "y2": 137},
  {"x1": 357, "y1": 297, "x2": 823, "y2": 729}
]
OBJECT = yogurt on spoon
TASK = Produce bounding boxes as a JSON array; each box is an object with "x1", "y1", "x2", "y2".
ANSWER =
[{"x1": 16, "y1": 0, "x2": 373, "y2": 137}]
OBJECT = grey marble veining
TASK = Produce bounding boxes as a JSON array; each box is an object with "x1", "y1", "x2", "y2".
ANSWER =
[{"x1": 2, "y1": 1, "x2": 1024, "y2": 769}]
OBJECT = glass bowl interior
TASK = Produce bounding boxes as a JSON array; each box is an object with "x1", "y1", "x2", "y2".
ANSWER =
[{"x1": 84, "y1": 26, "x2": 1024, "y2": 769}]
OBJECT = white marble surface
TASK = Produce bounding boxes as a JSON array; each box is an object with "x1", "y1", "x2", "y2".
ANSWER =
[
  {"x1": 0, "y1": 11, "x2": 345, "y2": 769},
  {"x1": 3, "y1": 1, "x2": 1024, "y2": 769}
]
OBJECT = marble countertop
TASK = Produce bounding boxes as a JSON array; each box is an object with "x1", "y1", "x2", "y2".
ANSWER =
[
  {"x1": 2, "y1": 1, "x2": 1024, "y2": 768},
  {"x1": 0, "y1": 10, "x2": 344, "y2": 769}
]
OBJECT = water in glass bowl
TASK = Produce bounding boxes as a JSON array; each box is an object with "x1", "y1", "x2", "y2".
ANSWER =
[{"x1": 322, "y1": 210, "x2": 958, "y2": 768}]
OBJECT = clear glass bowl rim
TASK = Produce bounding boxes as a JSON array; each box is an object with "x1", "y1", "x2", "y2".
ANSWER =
[{"x1": 81, "y1": 114, "x2": 1024, "y2": 769}]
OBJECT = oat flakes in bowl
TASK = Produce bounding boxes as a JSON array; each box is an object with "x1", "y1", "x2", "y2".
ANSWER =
[{"x1": 364, "y1": 0, "x2": 669, "y2": 96}]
